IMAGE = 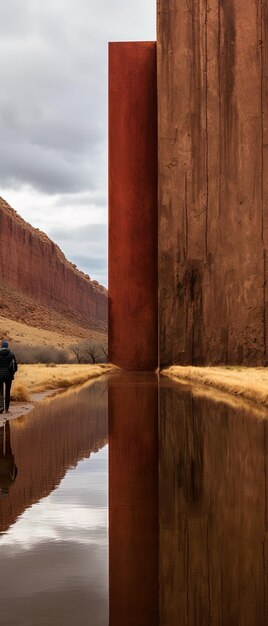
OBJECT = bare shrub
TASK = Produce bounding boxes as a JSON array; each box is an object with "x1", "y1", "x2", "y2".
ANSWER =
[
  {"x1": 70, "y1": 342, "x2": 108, "y2": 364},
  {"x1": 101, "y1": 345, "x2": 108, "y2": 361},
  {"x1": 71, "y1": 345, "x2": 85, "y2": 364},
  {"x1": 83, "y1": 344, "x2": 100, "y2": 364},
  {"x1": 10, "y1": 343, "x2": 70, "y2": 365}
]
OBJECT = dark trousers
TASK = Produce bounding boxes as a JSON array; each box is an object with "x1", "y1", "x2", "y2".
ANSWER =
[{"x1": 0, "y1": 379, "x2": 12, "y2": 412}]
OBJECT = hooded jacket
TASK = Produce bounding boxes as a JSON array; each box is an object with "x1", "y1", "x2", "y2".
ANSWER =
[{"x1": 0, "y1": 348, "x2": 18, "y2": 382}]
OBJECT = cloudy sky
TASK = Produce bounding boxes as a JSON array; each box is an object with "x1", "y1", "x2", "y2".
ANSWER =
[{"x1": 0, "y1": 0, "x2": 156, "y2": 286}]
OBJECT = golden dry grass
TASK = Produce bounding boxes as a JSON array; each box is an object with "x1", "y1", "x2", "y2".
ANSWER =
[
  {"x1": 11, "y1": 363, "x2": 115, "y2": 399},
  {"x1": 11, "y1": 383, "x2": 30, "y2": 402},
  {"x1": 163, "y1": 365, "x2": 268, "y2": 408},
  {"x1": 162, "y1": 373, "x2": 268, "y2": 420}
]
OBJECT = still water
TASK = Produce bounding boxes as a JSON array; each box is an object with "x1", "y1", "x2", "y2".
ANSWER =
[{"x1": 0, "y1": 372, "x2": 267, "y2": 626}]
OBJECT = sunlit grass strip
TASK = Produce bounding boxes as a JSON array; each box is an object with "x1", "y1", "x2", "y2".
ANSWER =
[
  {"x1": 11, "y1": 383, "x2": 30, "y2": 402},
  {"x1": 162, "y1": 365, "x2": 268, "y2": 408},
  {"x1": 11, "y1": 363, "x2": 116, "y2": 400}
]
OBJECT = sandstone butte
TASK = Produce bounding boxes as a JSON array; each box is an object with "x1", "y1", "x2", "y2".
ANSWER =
[{"x1": 0, "y1": 197, "x2": 107, "y2": 335}]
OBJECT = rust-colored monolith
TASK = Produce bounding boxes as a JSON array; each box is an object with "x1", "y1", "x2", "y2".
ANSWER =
[{"x1": 108, "y1": 42, "x2": 158, "y2": 370}]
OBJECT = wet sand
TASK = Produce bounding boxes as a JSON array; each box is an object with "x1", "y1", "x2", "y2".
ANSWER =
[{"x1": 1, "y1": 390, "x2": 58, "y2": 423}]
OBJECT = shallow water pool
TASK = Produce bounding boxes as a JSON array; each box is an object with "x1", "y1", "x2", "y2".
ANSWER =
[{"x1": 0, "y1": 372, "x2": 267, "y2": 626}]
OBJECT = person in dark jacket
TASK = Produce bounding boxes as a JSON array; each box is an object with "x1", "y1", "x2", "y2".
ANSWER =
[{"x1": 0, "y1": 340, "x2": 18, "y2": 414}]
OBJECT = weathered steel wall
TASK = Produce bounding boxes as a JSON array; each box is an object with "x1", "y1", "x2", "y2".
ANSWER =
[
  {"x1": 109, "y1": 43, "x2": 158, "y2": 370},
  {"x1": 158, "y1": 0, "x2": 268, "y2": 365}
]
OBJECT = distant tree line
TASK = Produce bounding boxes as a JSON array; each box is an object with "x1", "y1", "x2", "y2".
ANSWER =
[
  {"x1": 71, "y1": 342, "x2": 108, "y2": 364},
  {"x1": 9, "y1": 341, "x2": 108, "y2": 365}
]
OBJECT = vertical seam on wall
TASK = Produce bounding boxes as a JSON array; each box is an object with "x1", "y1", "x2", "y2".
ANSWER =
[
  {"x1": 185, "y1": 172, "x2": 189, "y2": 260},
  {"x1": 205, "y1": 0, "x2": 209, "y2": 261},
  {"x1": 260, "y1": 0, "x2": 266, "y2": 364},
  {"x1": 264, "y1": 246, "x2": 267, "y2": 366},
  {"x1": 156, "y1": 31, "x2": 160, "y2": 371},
  {"x1": 218, "y1": 1, "x2": 222, "y2": 220},
  {"x1": 261, "y1": 0, "x2": 264, "y2": 246}
]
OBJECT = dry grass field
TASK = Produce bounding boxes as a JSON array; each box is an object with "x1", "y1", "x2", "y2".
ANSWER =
[
  {"x1": 11, "y1": 363, "x2": 116, "y2": 401},
  {"x1": 163, "y1": 365, "x2": 268, "y2": 408}
]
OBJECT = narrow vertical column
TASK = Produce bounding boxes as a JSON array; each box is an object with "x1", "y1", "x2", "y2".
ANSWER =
[
  {"x1": 108, "y1": 42, "x2": 158, "y2": 370},
  {"x1": 108, "y1": 372, "x2": 159, "y2": 626}
]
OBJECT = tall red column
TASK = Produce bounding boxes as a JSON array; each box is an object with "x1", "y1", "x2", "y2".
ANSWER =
[{"x1": 108, "y1": 42, "x2": 158, "y2": 370}]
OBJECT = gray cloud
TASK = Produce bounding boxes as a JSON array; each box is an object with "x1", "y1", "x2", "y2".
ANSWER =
[
  {"x1": 0, "y1": 142, "x2": 101, "y2": 193},
  {"x1": 50, "y1": 224, "x2": 107, "y2": 243},
  {"x1": 0, "y1": 0, "x2": 156, "y2": 283},
  {"x1": 53, "y1": 191, "x2": 107, "y2": 208},
  {"x1": 48, "y1": 224, "x2": 107, "y2": 282},
  {"x1": 73, "y1": 256, "x2": 107, "y2": 271}
]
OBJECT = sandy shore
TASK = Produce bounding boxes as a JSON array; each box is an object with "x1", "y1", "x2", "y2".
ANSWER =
[
  {"x1": 2, "y1": 390, "x2": 58, "y2": 422},
  {"x1": 12, "y1": 363, "x2": 116, "y2": 399},
  {"x1": 5, "y1": 363, "x2": 117, "y2": 421}
]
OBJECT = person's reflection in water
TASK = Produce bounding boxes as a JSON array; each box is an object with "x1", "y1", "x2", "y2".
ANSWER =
[{"x1": 0, "y1": 421, "x2": 17, "y2": 498}]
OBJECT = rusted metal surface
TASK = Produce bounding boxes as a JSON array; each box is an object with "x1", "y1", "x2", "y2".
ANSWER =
[{"x1": 108, "y1": 42, "x2": 158, "y2": 370}]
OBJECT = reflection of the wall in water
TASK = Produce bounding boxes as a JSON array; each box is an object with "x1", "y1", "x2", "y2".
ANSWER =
[
  {"x1": 109, "y1": 373, "x2": 159, "y2": 626},
  {"x1": 160, "y1": 381, "x2": 268, "y2": 626},
  {"x1": 0, "y1": 382, "x2": 108, "y2": 533},
  {"x1": 1, "y1": 373, "x2": 267, "y2": 626},
  {"x1": 108, "y1": 374, "x2": 268, "y2": 626}
]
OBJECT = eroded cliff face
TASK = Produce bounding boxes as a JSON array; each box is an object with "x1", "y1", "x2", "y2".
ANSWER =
[
  {"x1": 0, "y1": 198, "x2": 107, "y2": 331},
  {"x1": 158, "y1": 0, "x2": 268, "y2": 365}
]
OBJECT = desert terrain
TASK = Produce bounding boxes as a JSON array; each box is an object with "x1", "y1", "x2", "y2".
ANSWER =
[{"x1": 0, "y1": 197, "x2": 107, "y2": 357}]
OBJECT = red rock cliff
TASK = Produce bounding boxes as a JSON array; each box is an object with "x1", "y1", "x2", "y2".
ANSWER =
[{"x1": 0, "y1": 197, "x2": 107, "y2": 331}]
